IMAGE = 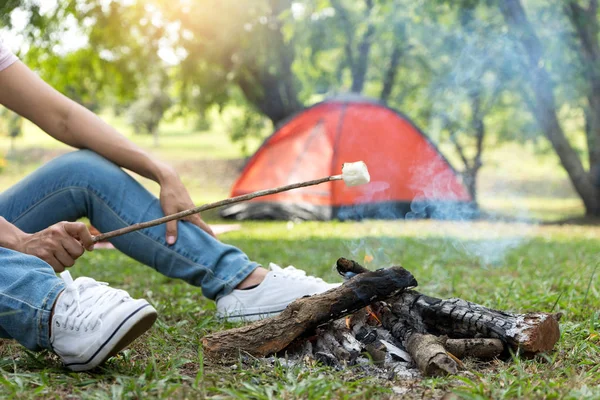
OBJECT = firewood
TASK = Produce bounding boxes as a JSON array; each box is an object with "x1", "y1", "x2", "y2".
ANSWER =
[
  {"x1": 315, "y1": 330, "x2": 353, "y2": 365},
  {"x1": 330, "y1": 319, "x2": 363, "y2": 357},
  {"x1": 336, "y1": 257, "x2": 371, "y2": 276},
  {"x1": 389, "y1": 290, "x2": 561, "y2": 354},
  {"x1": 380, "y1": 306, "x2": 459, "y2": 376},
  {"x1": 203, "y1": 258, "x2": 560, "y2": 375},
  {"x1": 407, "y1": 333, "x2": 459, "y2": 376},
  {"x1": 201, "y1": 266, "x2": 418, "y2": 363},
  {"x1": 444, "y1": 338, "x2": 504, "y2": 359},
  {"x1": 339, "y1": 258, "x2": 559, "y2": 376}
]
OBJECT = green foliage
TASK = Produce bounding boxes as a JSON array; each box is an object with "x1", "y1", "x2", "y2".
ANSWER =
[
  {"x1": 0, "y1": 108, "x2": 23, "y2": 155},
  {"x1": 126, "y1": 74, "x2": 172, "y2": 146},
  {"x1": 3, "y1": 0, "x2": 600, "y2": 208},
  {"x1": 228, "y1": 108, "x2": 273, "y2": 155}
]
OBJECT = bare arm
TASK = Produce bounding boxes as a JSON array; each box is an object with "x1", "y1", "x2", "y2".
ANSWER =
[
  {"x1": 0, "y1": 61, "x2": 214, "y2": 241},
  {"x1": 0, "y1": 61, "x2": 170, "y2": 185}
]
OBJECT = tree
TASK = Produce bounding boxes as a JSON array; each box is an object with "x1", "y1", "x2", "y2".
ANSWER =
[
  {"x1": 563, "y1": 0, "x2": 600, "y2": 191},
  {"x1": 157, "y1": 0, "x2": 303, "y2": 126},
  {"x1": 499, "y1": 0, "x2": 600, "y2": 216},
  {"x1": 7, "y1": 0, "x2": 598, "y2": 215},
  {"x1": 0, "y1": 108, "x2": 23, "y2": 156},
  {"x1": 294, "y1": 0, "x2": 413, "y2": 100},
  {"x1": 126, "y1": 74, "x2": 172, "y2": 147},
  {"x1": 424, "y1": 2, "x2": 520, "y2": 202},
  {"x1": 2, "y1": 0, "x2": 166, "y2": 109},
  {"x1": 328, "y1": 0, "x2": 376, "y2": 94}
]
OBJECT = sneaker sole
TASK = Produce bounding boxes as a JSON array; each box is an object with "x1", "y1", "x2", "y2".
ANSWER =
[{"x1": 64, "y1": 302, "x2": 158, "y2": 372}]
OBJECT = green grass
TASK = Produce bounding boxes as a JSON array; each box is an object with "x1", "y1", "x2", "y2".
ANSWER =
[
  {"x1": 0, "y1": 108, "x2": 265, "y2": 161},
  {"x1": 1, "y1": 221, "x2": 599, "y2": 399}
]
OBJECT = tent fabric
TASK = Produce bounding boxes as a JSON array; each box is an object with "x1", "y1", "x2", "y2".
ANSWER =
[{"x1": 221, "y1": 97, "x2": 476, "y2": 220}]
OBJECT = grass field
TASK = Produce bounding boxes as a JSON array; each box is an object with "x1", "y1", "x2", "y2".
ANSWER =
[{"x1": 0, "y1": 116, "x2": 598, "y2": 399}]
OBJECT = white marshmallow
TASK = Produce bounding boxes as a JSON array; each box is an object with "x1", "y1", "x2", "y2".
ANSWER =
[{"x1": 342, "y1": 161, "x2": 370, "y2": 187}]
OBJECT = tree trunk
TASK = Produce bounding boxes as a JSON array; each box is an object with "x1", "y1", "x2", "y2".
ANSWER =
[
  {"x1": 9, "y1": 136, "x2": 15, "y2": 155},
  {"x1": 380, "y1": 40, "x2": 403, "y2": 103},
  {"x1": 500, "y1": 0, "x2": 600, "y2": 215},
  {"x1": 350, "y1": 0, "x2": 375, "y2": 93},
  {"x1": 235, "y1": 3, "x2": 302, "y2": 126},
  {"x1": 564, "y1": 0, "x2": 600, "y2": 187},
  {"x1": 467, "y1": 88, "x2": 484, "y2": 201},
  {"x1": 330, "y1": 0, "x2": 375, "y2": 94},
  {"x1": 237, "y1": 70, "x2": 302, "y2": 126}
]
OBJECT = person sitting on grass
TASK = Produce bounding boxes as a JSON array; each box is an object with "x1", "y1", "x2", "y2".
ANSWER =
[{"x1": 0, "y1": 38, "x2": 338, "y2": 371}]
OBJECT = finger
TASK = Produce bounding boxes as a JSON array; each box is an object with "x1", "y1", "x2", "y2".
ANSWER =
[
  {"x1": 46, "y1": 254, "x2": 66, "y2": 272},
  {"x1": 189, "y1": 214, "x2": 216, "y2": 238},
  {"x1": 61, "y1": 237, "x2": 85, "y2": 259},
  {"x1": 166, "y1": 220, "x2": 178, "y2": 245},
  {"x1": 63, "y1": 222, "x2": 94, "y2": 251},
  {"x1": 54, "y1": 248, "x2": 75, "y2": 269}
]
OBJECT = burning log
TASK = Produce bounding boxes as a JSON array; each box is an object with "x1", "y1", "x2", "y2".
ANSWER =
[
  {"x1": 202, "y1": 266, "x2": 417, "y2": 362},
  {"x1": 201, "y1": 258, "x2": 560, "y2": 378},
  {"x1": 387, "y1": 290, "x2": 561, "y2": 354},
  {"x1": 338, "y1": 258, "x2": 560, "y2": 376}
]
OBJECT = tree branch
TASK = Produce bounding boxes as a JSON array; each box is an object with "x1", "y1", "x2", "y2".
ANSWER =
[
  {"x1": 380, "y1": 43, "x2": 402, "y2": 102},
  {"x1": 350, "y1": 0, "x2": 376, "y2": 93},
  {"x1": 470, "y1": 88, "x2": 484, "y2": 174},
  {"x1": 330, "y1": 0, "x2": 355, "y2": 69},
  {"x1": 380, "y1": 20, "x2": 406, "y2": 102}
]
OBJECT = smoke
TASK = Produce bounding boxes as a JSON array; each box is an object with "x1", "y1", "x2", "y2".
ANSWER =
[
  {"x1": 328, "y1": 2, "x2": 583, "y2": 271},
  {"x1": 339, "y1": 6, "x2": 575, "y2": 268}
]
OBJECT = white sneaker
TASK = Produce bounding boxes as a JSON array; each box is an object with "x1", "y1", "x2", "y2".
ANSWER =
[
  {"x1": 50, "y1": 271, "x2": 157, "y2": 372},
  {"x1": 216, "y1": 263, "x2": 340, "y2": 322}
]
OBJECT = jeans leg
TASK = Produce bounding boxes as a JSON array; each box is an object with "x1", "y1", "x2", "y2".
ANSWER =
[
  {"x1": 0, "y1": 150, "x2": 257, "y2": 300},
  {"x1": 0, "y1": 247, "x2": 64, "y2": 351}
]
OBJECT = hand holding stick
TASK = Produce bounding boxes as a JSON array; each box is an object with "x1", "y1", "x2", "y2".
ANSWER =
[{"x1": 92, "y1": 161, "x2": 370, "y2": 243}]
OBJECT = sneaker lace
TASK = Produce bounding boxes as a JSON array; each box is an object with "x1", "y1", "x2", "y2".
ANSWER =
[
  {"x1": 269, "y1": 263, "x2": 325, "y2": 283},
  {"x1": 58, "y1": 271, "x2": 129, "y2": 332}
]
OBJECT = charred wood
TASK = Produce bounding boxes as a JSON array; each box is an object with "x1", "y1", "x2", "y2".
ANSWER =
[
  {"x1": 389, "y1": 290, "x2": 561, "y2": 354},
  {"x1": 202, "y1": 266, "x2": 417, "y2": 362},
  {"x1": 380, "y1": 305, "x2": 459, "y2": 376},
  {"x1": 445, "y1": 338, "x2": 504, "y2": 359}
]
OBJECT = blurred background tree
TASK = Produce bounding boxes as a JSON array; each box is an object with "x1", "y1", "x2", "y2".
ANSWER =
[
  {"x1": 126, "y1": 73, "x2": 172, "y2": 147},
  {"x1": 0, "y1": 108, "x2": 23, "y2": 156},
  {"x1": 1, "y1": 0, "x2": 599, "y2": 214}
]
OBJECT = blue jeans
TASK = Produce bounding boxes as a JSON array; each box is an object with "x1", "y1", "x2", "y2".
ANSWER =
[{"x1": 0, "y1": 150, "x2": 258, "y2": 351}]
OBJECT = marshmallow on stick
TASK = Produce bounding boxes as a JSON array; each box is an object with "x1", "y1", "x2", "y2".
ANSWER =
[
  {"x1": 341, "y1": 161, "x2": 371, "y2": 187},
  {"x1": 92, "y1": 161, "x2": 371, "y2": 242}
]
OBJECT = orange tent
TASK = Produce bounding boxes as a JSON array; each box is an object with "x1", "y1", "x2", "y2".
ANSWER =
[{"x1": 221, "y1": 97, "x2": 475, "y2": 220}]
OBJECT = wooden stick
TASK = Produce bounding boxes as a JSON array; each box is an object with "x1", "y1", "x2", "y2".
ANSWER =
[{"x1": 92, "y1": 174, "x2": 343, "y2": 243}]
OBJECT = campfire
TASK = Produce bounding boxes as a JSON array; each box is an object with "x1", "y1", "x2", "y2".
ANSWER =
[{"x1": 203, "y1": 258, "x2": 561, "y2": 377}]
